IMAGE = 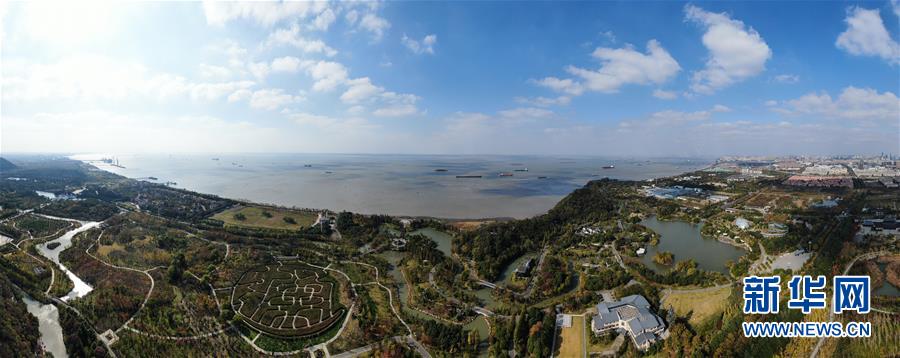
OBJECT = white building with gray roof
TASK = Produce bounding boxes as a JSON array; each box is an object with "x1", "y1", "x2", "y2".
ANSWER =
[{"x1": 591, "y1": 295, "x2": 666, "y2": 350}]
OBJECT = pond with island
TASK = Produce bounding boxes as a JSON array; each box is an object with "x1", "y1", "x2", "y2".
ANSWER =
[
  {"x1": 875, "y1": 262, "x2": 900, "y2": 297},
  {"x1": 637, "y1": 216, "x2": 746, "y2": 274},
  {"x1": 374, "y1": 227, "x2": 492, "y2": 344}
]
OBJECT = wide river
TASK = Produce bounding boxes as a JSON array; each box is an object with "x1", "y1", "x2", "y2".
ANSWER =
[{"x1": 74, "y1": 154, "x2": 709, "y2": 219}]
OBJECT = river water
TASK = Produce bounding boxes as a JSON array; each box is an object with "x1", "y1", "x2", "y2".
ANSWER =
[
  {"x1": 36, "y1": 218, "x2": 101, "y2": 301},
  {"x1": 73, "y1": 153, "x2": 708, "y2": 219},
  {"x1": 22, "y1": 296, "x2": 67, "y2": 358},
  {"x1": 23, "y1": 217, "x2": 100, "y2": 358}
]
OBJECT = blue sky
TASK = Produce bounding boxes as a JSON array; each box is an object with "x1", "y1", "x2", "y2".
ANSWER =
[{"x1": 2, "y1": 1, "x2": 898, "y2": 156}]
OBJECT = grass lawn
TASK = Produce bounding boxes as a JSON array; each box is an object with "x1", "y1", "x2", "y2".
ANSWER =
[
  {"x1": 662, "y1": 285, "x2": 731, "y2": 325},
  {"x1": 212, "y1": 205, "x2": 317, "y2": 230},
  {"x1": 557, "y1": 315, "x2": 586, "y2": 358}
]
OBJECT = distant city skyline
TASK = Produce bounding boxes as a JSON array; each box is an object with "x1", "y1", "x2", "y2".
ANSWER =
[{"x1": 2, "y1": 1, "x2": 899, "y2": 156}]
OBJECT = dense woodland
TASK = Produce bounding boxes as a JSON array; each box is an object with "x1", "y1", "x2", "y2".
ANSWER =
[
  {"x1": 0, "y1": 272, "x2": 41, "y2": 357},
  {"x1": 456, "y1": 178, "x2": 626, "y2": 280}
]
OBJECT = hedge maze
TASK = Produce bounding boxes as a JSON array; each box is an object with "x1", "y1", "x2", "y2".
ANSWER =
[{"x1": 232, "y1": 262, "x2": 345, "y2": 338}]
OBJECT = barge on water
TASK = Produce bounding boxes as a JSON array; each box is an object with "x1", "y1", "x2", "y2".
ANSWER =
[{"x1": 456, "y1": 175, "x2": 482, "y2": 178}]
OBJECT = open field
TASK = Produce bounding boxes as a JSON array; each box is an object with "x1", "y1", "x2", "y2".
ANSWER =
[
  {"x1": 557, "y1": 315, "x2": 586, "y2": 358},
  {"x1": 662, "y1": 285, "x2": 731, "y2": 325},
  {"x1": 232, "y1": 261, "x2": 345, "y2": 338},
  {"x1": 213, "y1": 205, "x2": 317, "y2": 230}
]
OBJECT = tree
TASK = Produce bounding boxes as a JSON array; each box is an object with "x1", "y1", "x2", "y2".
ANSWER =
[
  {"x1": 233, "y1": 213, "x2": 246, "y2": 221},
  {"x1": 167, "y1": 252, "x2": 186, "y2": 283}
]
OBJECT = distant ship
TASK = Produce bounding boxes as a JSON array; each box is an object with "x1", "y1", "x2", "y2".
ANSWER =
[
  {"x1": 211, "y1": 158, "x2": 219, "y2": 161},
  {"x1": 324, "y1": 171, "x2": 333, "y2": 174},
  {"x1": 537, "y1": 176, "x2": 548, "y2": 179},
  {"x1": 498, "y1": 172, "x2": 514, "y2": 177},
  {"x1": 456, "y1": 175, "x2": 482, "y2": 178},
  {"x1": 434, "y1": 168, "x2": 448, "y2": 172},
  {"x1": 514, "y1": 168, "x2": 528, "y2": 172},
  {"x1": 602, "y1": 165, "x2": 615, "y2": 169},
  {"x1": 304, "y1": 164, "x2": 312, "y2": 167}
]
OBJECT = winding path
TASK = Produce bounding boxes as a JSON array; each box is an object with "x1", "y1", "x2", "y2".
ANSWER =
[{"x1": 810, "y1": 250, "x2": 892, "y2": 358}]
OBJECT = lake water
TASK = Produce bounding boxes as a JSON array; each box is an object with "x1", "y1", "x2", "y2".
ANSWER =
[
  {"x1": 410, "y1": 228, "x2": 453, "y2": 256},
  {"x1": 23, "y1": 296, "x2": 67, "y2": 358},
  {"x1": 35, "y1": 217, "x2": 102, "y2": 301},
  {"x1": 638, "y1": 216, "x2": 746, "y2": 274},
  {"x1": 73, "y1": 154, "x2": 708, "y2": 219},
  {"x1": 875, "y1": 262, "x2": 900, "y2": 297}
]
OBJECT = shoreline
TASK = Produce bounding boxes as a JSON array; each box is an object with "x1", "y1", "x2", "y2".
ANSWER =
[{"x1": 76, "y1": 156, "x2": 712, "y2": 221}]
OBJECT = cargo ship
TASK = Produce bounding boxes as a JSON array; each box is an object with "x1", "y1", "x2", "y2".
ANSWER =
[
  {"x1": 456, "y1": 175, "x2": 482, "y2": 178},
  {"x1": 602, "y1": 165, "x2": 615, "y2": 169},
  {"x1": 498, "y1": 172, "x2": 514, "y2": 177},
  {"x1": 514, "y1": 168, "x2": 528, "y2": 172},
  {"x1": 434, "y1": 168, "x2": 448, "y2": 172}
]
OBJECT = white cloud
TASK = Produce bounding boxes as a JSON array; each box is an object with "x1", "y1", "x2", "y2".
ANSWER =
[
  {"x1": 685, "y1": 5, "x2": 771, "y2": 94},
  {"x1": 271, "y1": 56, "x2": 302, "y2": 73},
  {"x1": 373, "y1": 104, "x2": 419, "y2": 117},
  {"x1": 302, "y1": 61, "x2": 349, "y2": 92},
  {"x1": 773, "y1": 86, "x2": 900, "y2": 121},
  {"x1": 199, "y1": 63, "x2": 231, "y2": 79},
  {"x1": 652, "y1": 89, "x2": 678, "y2": 100},
  {"x1": 202, "y1": 1, "x2": 327, "y2": 27},
  {"x1": 773, "y1": 74, "x2": 800, "y2": 84},
  {"x1": 835, "y1": 6, "x2": 900, "y2": 65},
  {"x1": 402, "y1": 34, "x2": 437, "y2": 55},
  {"x1": 359, "y1": 13, "x2": 390, "y2": 41},
  {"x1": 248, "y1": 88, "x2": 302, "y2": 110},
  {"x1": 265, "y1": 23, "x2": 337, "y2": 56},
  {"x1": 248, "y1": 61, "x2": 270, "y2": 80},
  {"x1": 599, "y1": 30, "x2": 616, "y2": 43},
  {"x1": 2, "y1": 110, "x2": 294, "y2": 153},
  {"x1": 620, "y1": 105, "x2": 730, "y2": 128},
  {"x1": 498, "y1": 107, "x2": 554, "y2": 119},
  {"x1": 341, "y1": 77, "x2": 383, "y2": 104},
  {"x1": 535, "y1": 40, "x2": 679, "y2": 97},
  {"x1": 228, "y1": 89, "x2": 252, "y2": 102},
  {"x1": 310, "y1": 8, "x2": 336, "y2": 31},
  {"x1": 514, "y1": 96, "x2": 572, "y2": 107},
  {"x1": 2, "y1": 55, "x2": 254, "y2": 102},
  {"x1": 345, "y1": 10, "x2": 359, "y2": 24},
  {"x1": 375, "y1": 91, "x2": 421, "y2": 117},
  {"x1": 567, "y1": 40, "x2": 680, "y2": 93},
  {"x1": 533, "y1": 77, "x2": 584, "y2": 96}
]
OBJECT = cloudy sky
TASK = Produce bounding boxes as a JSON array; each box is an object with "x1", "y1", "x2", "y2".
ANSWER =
[{"x1": 2, "y1": 1, "x2": 898, "y2": 156}]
